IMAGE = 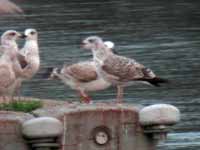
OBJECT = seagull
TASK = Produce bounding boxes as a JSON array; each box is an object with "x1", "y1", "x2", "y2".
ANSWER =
[
  {"x1": 19, "y1": 28, "x2": 40, "y2": 78},
  {"x1": 13, "y1": 28, "x2": 40, "y2": 98},
  {"x1": 82, "y1": 36, "x2": 168, "y2": 103},
  {"x1": 0, "y1": 30, "x2": 20, "y2": 53},
  {"x1": 0, "y1": 30, "x2": 23, "y2": 102},
  {"x1": 47, "y1": 41, "x2": 114, "y2": 103}
]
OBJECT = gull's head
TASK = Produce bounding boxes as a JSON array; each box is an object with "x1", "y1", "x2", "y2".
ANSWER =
[
  {"x1": 1, "y1": 30, "x2": 22, "y2": 43},
  {"x1": 81, "y1": 36, "x2": 105, "y2": 50},
  {"x1": 24, "y1": 28, "x2": 38, "y2": 40},
  {"x1": 104, "y1": 41, "x2": 115, "y2": 49}
]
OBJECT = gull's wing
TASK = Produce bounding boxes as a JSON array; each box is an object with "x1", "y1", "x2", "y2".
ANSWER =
[
  {"x1": 62, "y1": 61, "x2": 98, "y2": 82},
  {"x1": 16, "y1": 52, "x2": 28, "y2": 69},
  {"x1": 19, "y1": 47, "x2": 26, "y2": 56},
  {"x1": 0, "y1": 46, "x2": 7, "y2": 57},
  {"x1": 0, "y1": 65, "x2": 15, "y2": 88},
  {"x1": 102, "y1": 55, "x2": 155, "y2": 82}
]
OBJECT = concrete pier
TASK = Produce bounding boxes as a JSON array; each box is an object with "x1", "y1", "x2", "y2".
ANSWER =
[
  {"x1": 33, "y1": 103, "x2": 155, "y2": 150},
  {"x1": 0, "y1": 99, "x2": 180, "y2": 150},
  {"x1": 0, "y1": 111, "x2": 33, "y2": 150}
]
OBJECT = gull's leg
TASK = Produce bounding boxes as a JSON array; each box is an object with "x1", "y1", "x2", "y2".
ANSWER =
[
  {"x1": 15, "y1": 87, "x2": 22, "y2": 101},
  {"x1": 2, "y1": 96, "x2": 6, "y2": 104},
  {"x1": 4, "y1": 96, "x2": 10, "y2": 104},
  {"x1": 11, "y1": 91, "x2": 16, "y2": 103},
  {"x1": 15, "y1": 81, "x2": 22, "y2": 101},
  {"x1": 0, "y1": 96, "x2": 2, "y2": 103},
  {"x1": 116, "y1": 86, "x2": 124, "y2": 103},
  {"x1": 78, "y1": 90, "x2": 92, "y2": 104},
  {"x1": 11, "y1": 95, "x2": 15, "y2": 102},
  {"x1": 9, "y1": 94, "x2": 16, "y2": 103}
]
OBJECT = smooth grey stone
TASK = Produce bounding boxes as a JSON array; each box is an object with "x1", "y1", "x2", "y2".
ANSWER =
[
  {"x1": 22, "y1": 117, "x2": 63, "y2": 138},
  {"x1": 139, "y1": 104, "x2": 180, "y2": 126}
]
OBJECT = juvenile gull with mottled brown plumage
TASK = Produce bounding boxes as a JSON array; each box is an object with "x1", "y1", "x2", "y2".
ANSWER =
[
  {"x1": 82, "y1": 36, "x2": 168, "y2": 103},
  {"x1": 0, "y1": 30, "x2": 24, "y2": 102},
  {"x1": 47, "y1": 41, "x2": 115, "y2": 103}
]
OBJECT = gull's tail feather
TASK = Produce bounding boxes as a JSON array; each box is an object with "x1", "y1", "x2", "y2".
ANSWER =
[{"x1": 138, "y1": 77, "x2": 169, "y2": 87}]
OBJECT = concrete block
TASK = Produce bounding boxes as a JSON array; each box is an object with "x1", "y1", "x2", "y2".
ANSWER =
[{"x1": 0, "y1": 111, "x2": 34, "y2": 150}]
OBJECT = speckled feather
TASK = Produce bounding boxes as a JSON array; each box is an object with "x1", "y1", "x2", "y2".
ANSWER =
[
  {"x1": 0, "y1": 65, "x2": 15, "y2": 88},
  {"x1": 102, "y1": 54, "x2": 155, "y2": 82},
  {"x1": 62, "y1": 61, "x2": 97, "y2": 82}
]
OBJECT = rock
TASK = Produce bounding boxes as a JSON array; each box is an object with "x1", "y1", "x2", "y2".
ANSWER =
[
  {"x1": 22, "y1": 117, "x2": 63, "y2": 138},
  {"x1": 139, "y1": 104, "x2": 180, "y2": 126}
]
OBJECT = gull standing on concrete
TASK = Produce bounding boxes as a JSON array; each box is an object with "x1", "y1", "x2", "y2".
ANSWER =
[
  {"x1": 82, "y1": 36, "x2": 168, "y2": 103},
  {"x1": 0, "y1": 30, "x2": 23, "y2": 102},
  {"x1": 47, "y1": 41, "x2": 115, "y2": 103},
  {"x1": 19, "y1": 28, "x2": 40, "y2": 78},
  {"x1": 14, "y1": 28, "x2": 40, "y2": 97}
]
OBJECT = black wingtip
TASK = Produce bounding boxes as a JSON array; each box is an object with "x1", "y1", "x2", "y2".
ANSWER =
[
  {"x1": 37, "y1": 67, "x2": 54, "y2": 79},
  {"x1": 148, "y1": 77, "x2": 169, "y2": 87},
  {"x1": 137, "y1": 77, "x2": 169, "y2": 87}
]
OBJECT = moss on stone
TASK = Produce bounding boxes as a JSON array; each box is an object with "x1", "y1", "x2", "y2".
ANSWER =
[{"x1": 0, "y1": 100, "x2": 43, "y2": 112}]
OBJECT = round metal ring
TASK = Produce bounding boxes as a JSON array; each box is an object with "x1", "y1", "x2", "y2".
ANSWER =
[{"x1": 91, "y1": 126, "x2": 111, "y2": 146}]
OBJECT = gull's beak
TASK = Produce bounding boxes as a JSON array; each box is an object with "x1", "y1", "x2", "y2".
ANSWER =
[
  {"x1": 80, "y1": 42, "x2": 86, "y2": 48},
  {"x1": 19, "y1": 34, "x2": 27, "y2": 39}
]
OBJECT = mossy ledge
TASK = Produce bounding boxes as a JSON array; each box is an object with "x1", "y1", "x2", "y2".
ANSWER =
[
  {"x1": 0, "y1": 100, "x2": 43, "y2": 113},
  {"x1": 0, "y1": 97, "x2": 74, "y2": 113}
]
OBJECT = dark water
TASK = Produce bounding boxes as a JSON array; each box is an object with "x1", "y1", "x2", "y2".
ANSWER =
[{"x1": 0, "y1": 0, "x2": 200, "y2": 149}]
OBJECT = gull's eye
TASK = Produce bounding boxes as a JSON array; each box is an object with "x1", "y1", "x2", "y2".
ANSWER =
[
  {"x1": 30, "y1": 31, "x2": 35, "y2": 35},
  {"x1": 9, "y1": 32, "x2": 16, "y2": 36},
  {"x1": 88, "y1": 39, "x2": 94, "y2": 43}
]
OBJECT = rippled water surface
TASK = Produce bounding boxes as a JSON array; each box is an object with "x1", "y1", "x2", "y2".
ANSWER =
[{"x1": 0, "y1": 0, "x2": 200, "y2": 149}]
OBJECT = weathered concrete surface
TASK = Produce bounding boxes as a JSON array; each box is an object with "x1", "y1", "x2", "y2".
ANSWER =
[
  {"x1": 139, "y1": 104, "x2": 180, "y2": 126},
  {"x1": 0, "y1": 99, "x2": 180, "y2": 150},
  {"x1": 22, "y1": 117, "x2": 63, "y2": 138},
  {"x1": 34, "y1": 102, "x2": 157, "y2": 150},
  {"x1": 0, "y1": 111, "x2": 34, "y2": 150}
]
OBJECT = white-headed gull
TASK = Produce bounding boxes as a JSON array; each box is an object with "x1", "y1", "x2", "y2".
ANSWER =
[{"x1": 82, "y1": 36, "x2": 168, "y2": 103}]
